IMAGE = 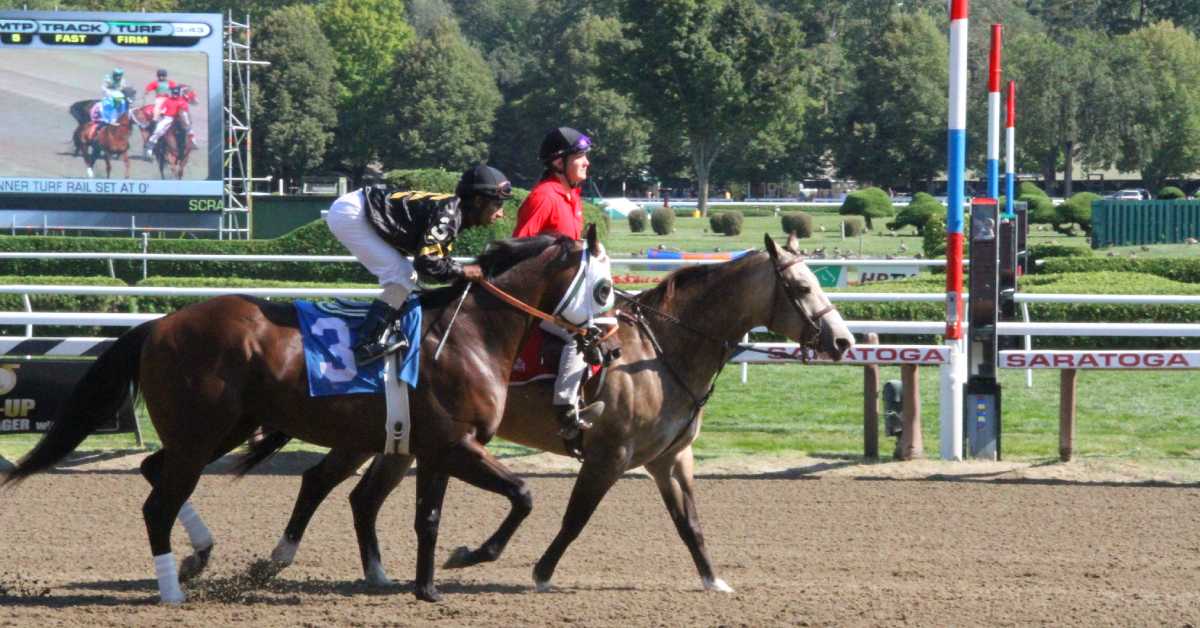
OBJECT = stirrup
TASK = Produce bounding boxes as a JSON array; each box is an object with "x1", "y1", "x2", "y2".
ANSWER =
[
  {"x1": 555, "y1": 401, "x2": 605, "y2": 438},
  {"x1": 353, "y1": 334, "x2": 408, "y2": 365}
]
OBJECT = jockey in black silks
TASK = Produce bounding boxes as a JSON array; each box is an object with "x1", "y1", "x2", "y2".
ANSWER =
[{"x1": 326, "y1": 165, "x2": 512, "y2": 364}]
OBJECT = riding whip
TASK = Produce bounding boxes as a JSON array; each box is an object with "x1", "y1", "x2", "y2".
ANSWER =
[{"x1": 433, "y1": 282, "x2": 472, "y2": 361}]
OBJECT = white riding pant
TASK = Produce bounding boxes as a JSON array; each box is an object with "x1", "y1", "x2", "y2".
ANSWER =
[
  {"x1": 149, "y1": 116, "x2": 173, "y2": 143},
  {"x1": 326, "y1": 189, "x2": 419, "y2": 293},
  {"x1": 541, "y1": 319, "x2": 587, "y2": 408}
]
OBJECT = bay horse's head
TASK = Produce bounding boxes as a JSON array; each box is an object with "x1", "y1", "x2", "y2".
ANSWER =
[
  {"x1": 476, "y1": 223, "x2": 613, "y2": 326},
  {"x1": 763, "y1": 233, "x2": 854, "y2": 360}
]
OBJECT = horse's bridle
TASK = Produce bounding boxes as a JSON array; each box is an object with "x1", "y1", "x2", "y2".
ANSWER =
[
  {"x1": 477, "y1": 278, "x2": 591, "y2": 336},
  {"x1": 770, "y1": 255, "x2": 835, "y2": 354}
]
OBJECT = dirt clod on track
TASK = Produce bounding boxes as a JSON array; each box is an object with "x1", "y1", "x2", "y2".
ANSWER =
[{"x1": 1, "y1": 452, "x2": 1198, "y2": 626}]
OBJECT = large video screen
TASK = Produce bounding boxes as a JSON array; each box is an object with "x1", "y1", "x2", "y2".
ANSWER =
[{"x1": 0, "y1": 11, "x2": 223, "y2": 212}]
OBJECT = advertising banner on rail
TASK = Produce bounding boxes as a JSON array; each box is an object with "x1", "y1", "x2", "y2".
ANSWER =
[
  {"x1": 0, "y1": 360, "x2": 136, "y2": 434},
  {"x1": 0, "y1": 10, "x2": 224, "y2": 213}
]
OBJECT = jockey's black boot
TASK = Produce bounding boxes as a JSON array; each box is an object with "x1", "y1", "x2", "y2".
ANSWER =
[
  {"x1": 555, "y1": 401, "x2": 604, "y2": 459},
  {"x1": 353, "y1": 299, "x2": 407, "y2": 365}
]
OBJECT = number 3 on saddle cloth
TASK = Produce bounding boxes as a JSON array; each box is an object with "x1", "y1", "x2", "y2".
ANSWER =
[{"x1": 294, "y1": 297, "x2": 421, "y2": 455}]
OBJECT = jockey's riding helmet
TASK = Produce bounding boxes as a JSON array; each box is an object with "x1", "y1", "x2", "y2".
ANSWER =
[
  {"x1": 157, "y1": 69, "x2": 168, "y2": 80},
  {"x1": 456, "y1": 165, "x2": 513, "y2": 202},
  {"x1": 538, "y1": 127, "x2": 591, "y2": 164},
  {"x1": 112, "y1": 68, "x2": 124, "y2": 80}
]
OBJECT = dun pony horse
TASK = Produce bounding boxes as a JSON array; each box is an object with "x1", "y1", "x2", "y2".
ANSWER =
[
  {"x1": 2, "y1": 228, "x2": 613, "y2": 605},
  {"x1": 238, "y1": 233, "x2": 854, "y2": 594},
  {"x1": 72, "y1": 112, "x2": 133, "y2": 179}
]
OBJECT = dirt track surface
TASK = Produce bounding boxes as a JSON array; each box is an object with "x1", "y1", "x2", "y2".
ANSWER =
[{"x1": 1, "y1": 453, "x2": 1198, "y2": 626}]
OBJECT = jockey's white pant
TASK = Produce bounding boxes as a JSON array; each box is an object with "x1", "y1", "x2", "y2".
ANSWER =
[
  {"x1": 149, "y1": 116, "x2": 174, "y2": 143},
  {"x1": 153, "y1": 96, "x2": 167, "y2": 120},
  {"x1": 326, "y1": 189, "x2": 419, "y2": 293},
  {"x1": 541, "y1": 320, "x2": 587, "y2": 408}
]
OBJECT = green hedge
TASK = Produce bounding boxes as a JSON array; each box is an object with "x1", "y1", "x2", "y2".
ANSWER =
[
  {"x1": 651, "y1": 207, "x2": 675, "y2": 235},
  {"x1": 131, "y1": 276, "x2": 377, "y2": 313},
  {"x1": 1026, "y1": 242, "x2": 1093, "y2": 270},
  {"x1": 831, "y1": 271, "x2": 1200, "y2": 348},
  {"x1": 1040, "y1": 256, "x2": 1200, "y2": 283},
  {"x1": 628, "y1": 209, "x2": 648, "y2": 232},
  {"x1": 780, "y1": 212, "x2": 813, "y2": 238}
]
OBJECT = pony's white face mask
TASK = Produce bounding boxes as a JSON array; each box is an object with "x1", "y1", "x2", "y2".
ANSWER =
[{"x1": 553, "y1": 243, "x2": 614, "y2": 327}]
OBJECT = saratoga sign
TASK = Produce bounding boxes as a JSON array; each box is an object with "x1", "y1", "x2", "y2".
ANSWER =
[
  {"x1": 1000, "y1": 351, "x2": 1200, "y2": 370},
  {"x1": 732, "y1": 344, "x2": 950, "y2": 365}
]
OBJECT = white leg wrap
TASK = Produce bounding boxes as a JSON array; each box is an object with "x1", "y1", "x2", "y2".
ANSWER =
[
  {"x1": 703, "y1": 576, "x2": 735, "y2": 593},
  {"x1": 271, "y1": 535, "x2": 299, "y2": 566},
  {"x1": 178, "y1": 502, "x2": 213, "y2": 550},
  {"x1": 364, "y1": 557, "x2": 392, "y2": 586},
  {"x1": 154, "y1": 553, "x2": 186, "y2": 604}
]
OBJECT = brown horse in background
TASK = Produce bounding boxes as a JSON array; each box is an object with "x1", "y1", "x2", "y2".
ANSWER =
[
  {"x1": 154, "y1": 119, "x2": 192, "y2": 179},
  {"x1": 72, "y1": 112, "x2": 133, "y2": 179},
  {"x1": 3, "y1": 228, "x2": 613, "y2": 605},
  {"x1": 238, "y1": 233, "x2": 854, "y2": 594}
]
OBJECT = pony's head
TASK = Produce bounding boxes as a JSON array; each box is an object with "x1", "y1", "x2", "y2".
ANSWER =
[{"x1": 763, "y1": 233, "x2": 854, "y2": 360}]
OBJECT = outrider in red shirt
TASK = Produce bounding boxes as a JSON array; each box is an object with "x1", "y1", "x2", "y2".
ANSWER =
[{"x1": 512, "y1": 175, "x2": 583, "y2": 240}]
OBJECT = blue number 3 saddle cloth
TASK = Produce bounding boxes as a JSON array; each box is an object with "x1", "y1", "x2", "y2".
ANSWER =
[{"x1": 294, "y1": 297, "x2": 422, "y2": 397}]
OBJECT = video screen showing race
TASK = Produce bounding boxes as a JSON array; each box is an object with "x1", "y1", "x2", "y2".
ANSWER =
[{"x1": 0, "y1": 49, "x2": 209, "y2": 181}]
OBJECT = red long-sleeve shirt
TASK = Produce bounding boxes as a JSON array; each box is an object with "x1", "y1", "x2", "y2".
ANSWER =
[{"x1": 512, "y1": 176, "x2": 583, "y2": 240}]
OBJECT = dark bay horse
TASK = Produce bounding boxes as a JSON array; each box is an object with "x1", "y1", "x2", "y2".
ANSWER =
[
  {"x1": 72, "y1": 112, "x2": 133, "y2": 179},
  {"x1": 2, "y1": 228, "x2": 613, "y2": 605},
  {"x1": 155, "y1": 120, "x2": 192, "y2": 179},
  {"x1": 239, "y1": 233, "x2": 854, "y2": 594}
]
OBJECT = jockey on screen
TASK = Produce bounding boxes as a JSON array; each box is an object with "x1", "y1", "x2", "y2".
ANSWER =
[
  {"x1": 99, "y1": 68, "x2": 128, "y2": 126},
  {"x1": 144, "y1": 68, "x2": 177, "y2": 122},
  {"x1": 146, "y1": 86, "x2": 195, "y2": 152}
]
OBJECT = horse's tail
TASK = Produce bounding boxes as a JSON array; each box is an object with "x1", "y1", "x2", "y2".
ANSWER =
[
  {"x1": 229, "y1": 430, "x2": 292, "y2": 478},
  {"x1": 2, "y1": 321, "x2": 154, "y2": 486}
]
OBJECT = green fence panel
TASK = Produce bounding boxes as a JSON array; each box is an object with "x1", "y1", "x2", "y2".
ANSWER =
[
  {"x1": 251, "y1": 195, "x2": 335, "y2": 239},
  {"x1": 1091, "y1": 199, "x2": 1200, "y2": 248}
]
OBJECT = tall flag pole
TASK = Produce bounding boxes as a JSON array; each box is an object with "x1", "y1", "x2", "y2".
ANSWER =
[
  {"x1": 1004, "y1": 80, "x2": 1016, "y2": 219},
  {"x1": 946, "y1": 0, "x2": 968, "y2": 341},
  {"x1": 987, "y1": 24, "x2": 1003, "y2": 201},
  {"x1": 942, "y1": 0, "x2": 970, "y2": 461}
]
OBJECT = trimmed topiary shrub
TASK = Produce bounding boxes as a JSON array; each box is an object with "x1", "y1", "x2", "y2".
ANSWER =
[
  {"x1": 1017, "y1": 181, "x2": 1048, "y2": 198},
  {"x1": 1056, "y1": 191, "x2": 1101, "y2": 236},
  {"x1": 651, "y1": 206, "x2": 675, "y2": 235},
  {"x1": 838, "y1": 186, "x2": 894, "y2": 229},
  {"x1": 708, "y1": 212, "x2": 726, "y2": 233},
  {"x1": 722, "y1": 211, "x2": 744, "y2": 236},
  {"x1": 842, "y1": 216, "x2": 866, "y2": 237},
  {"x1": 887, "y1": 192, "x2": 941, "y2": 234},
  {"x1": 1023, "y1": 194, "x2": 1058, "y2": 226},
  {"x1": 628, "y1": 209, "x2": 648, "y2": 233},
  {"x1": 923, "y1": 214, "x2": 946, "y2": 258},
  {"x1": 781, "y1": 212, "x2": 813, "y2": 238},
  {"x1": 1157, "y1": 186, "x2": 1186, "y2": 199}
]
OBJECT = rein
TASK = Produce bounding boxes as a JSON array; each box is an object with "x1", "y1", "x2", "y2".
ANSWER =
[{"x1": 478, "y1": 277, "x2": 589, "y2": 336}]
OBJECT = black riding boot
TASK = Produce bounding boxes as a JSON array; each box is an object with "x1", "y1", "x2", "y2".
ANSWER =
[
  {"x1": 555, "y1": 401, "x2": 605, "y2": 459},
  {"x1": 353, "y1": 299, "x2": 407, "y2": 365}
]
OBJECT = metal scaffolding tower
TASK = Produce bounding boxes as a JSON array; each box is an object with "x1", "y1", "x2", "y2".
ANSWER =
[{"x1": 222, "y1": 14, "x2": 269, "y2": 239}]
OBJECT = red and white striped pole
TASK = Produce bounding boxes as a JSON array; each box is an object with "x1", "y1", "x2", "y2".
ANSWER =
[
  {"x1": 1004, "y1": 80, "x2": 1016, "y2": 219},
  {"x1": 942, "y1": 0, "x2": 969, "y2": 461},
  {"x1": 987, "y1": 24, "x2": 1003, "y2": 200}
]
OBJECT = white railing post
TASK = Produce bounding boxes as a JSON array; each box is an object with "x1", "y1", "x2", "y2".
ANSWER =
[{"x1": 940, "y1": 336, "x2": 966, "y2": 461}]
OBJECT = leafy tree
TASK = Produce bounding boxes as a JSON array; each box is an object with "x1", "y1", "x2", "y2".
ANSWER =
[
  {"x1": 617, "y1": 0, "x2": 806, "y2": 215},
  {"x1": 1108, "y1": 22, "x2": 1200, "y2": 189},
  {"x1": 490, "y1": 5, "x2": 651, "y2": 189},
  {"x1": 318, "y1": 0, "x2": 414, "y2": 185},
  {"x1": 385, "y1": 18, "x2": 501, "y2": 171},
  {"x1": 254, "y1": 5, "x2": 339, "y2": 182},
  {"x1": 832, "y1": 11, "x2": 947, "y2": 191}
]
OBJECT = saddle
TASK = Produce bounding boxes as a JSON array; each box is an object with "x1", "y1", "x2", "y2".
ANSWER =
[{"x1": 510, "y1": 324, "x2": 620, "y2": 385}]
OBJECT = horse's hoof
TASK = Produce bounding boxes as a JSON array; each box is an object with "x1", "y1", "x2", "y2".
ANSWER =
[
  {"x1": 178, "y1": 545, "x2": 212, "y2": 583},
  {"x1": 414, "y1": 585, "x2": 442, "y2": 603},
  {"x1": 703, "y1": 577, "x2": 735, "y2": 593},
  {"x1": 159, "y1": 590, "x2": 186, "y2": 605},
  {"x1": 534, "y1": 579, "x2": 553, "y2": 593},
  {"x1": 269, "y1": 538, "x2": 298, "y2": 567},
  {"x1": 442, "y1": 546, "x2": 474, "y2": 570}
]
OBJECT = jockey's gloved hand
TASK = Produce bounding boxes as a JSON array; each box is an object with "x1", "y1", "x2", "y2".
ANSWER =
[{"x1": 460, "y1": 264, "x2": 485, "y2": 283}]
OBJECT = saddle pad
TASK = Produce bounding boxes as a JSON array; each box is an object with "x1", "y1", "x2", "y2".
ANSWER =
[
  {"x1": 294, "y1": 297, "x2": 421, "y2": 397},
  {"x1": 510, "y1": 327, "x2": 600, "y2": 386}
]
